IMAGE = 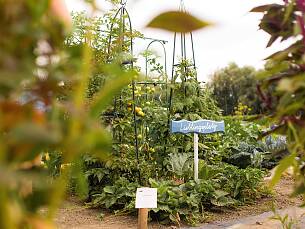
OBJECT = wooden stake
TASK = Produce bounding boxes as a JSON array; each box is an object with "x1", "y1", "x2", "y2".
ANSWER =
[
  {"x1": 138, "y1": 208, "x2": 148, "y2": 229},
  {"x1": 194, "y1": 133, "x2": 199, "y2": 181}
]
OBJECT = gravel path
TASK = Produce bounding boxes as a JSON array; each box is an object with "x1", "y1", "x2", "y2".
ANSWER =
[{"x1": 186, "y1": 206, "x2": 305, "y2": 229}]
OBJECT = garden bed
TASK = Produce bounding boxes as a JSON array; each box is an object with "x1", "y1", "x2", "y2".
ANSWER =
[{"x1": 55, "y1": 176, "x2": 302, "y2": 229}]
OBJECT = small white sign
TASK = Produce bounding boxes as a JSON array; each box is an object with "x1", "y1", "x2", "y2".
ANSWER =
[{"x1": 135, "y1": 188, "x2": 157, "y2": 209}]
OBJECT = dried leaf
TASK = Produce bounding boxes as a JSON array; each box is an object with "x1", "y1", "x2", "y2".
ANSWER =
[{"x1": 250, "y1": 4, "x2": 282, "y2": 13}]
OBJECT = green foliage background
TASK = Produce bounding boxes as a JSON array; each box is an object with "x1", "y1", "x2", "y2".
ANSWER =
[{"x1": 209, "y1": 63, "x2": 263, "y2": 115}]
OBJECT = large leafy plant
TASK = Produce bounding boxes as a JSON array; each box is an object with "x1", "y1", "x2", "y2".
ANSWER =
[{"x1": 89, "y1": 164, "x2": 266, "y2": 226}]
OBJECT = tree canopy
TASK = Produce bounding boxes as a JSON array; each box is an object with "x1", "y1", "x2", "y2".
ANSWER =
[{"x1": 208, "y1": 63, "x2": 263, "y2": 116}]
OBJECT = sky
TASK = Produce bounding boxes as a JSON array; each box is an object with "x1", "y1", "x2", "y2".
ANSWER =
[{"x1": 65, "y1": 0, "x2": 286, "y2": 81}]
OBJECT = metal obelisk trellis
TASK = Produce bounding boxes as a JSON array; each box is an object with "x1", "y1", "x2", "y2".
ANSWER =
[
  {"x1": 106, "y1": 0, "x2": 139, "y2": 163},
  {"x1": 142, "y1": 39, "x2": 169, "y2": 158},
  {"x1": 105, "y1": 0, "x2": 170, "y2": 169}
]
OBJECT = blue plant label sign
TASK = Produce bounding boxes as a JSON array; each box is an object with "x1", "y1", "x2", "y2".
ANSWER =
[{"x1": 171, "y1": 119, "x2": 225, "y2": 135}]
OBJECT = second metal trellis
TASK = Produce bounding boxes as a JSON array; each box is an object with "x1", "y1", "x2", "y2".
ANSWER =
[
  {"x1": 168, "y1": 0, "x2": 198, "y2": 116},
  {"x1": 165, "y1": 0, "x2": 200, "y2": 158}
]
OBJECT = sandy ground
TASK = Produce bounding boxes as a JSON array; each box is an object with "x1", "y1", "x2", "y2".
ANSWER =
[{"x1": 55, "y1": 176, "x2": 303, "y2": 229}]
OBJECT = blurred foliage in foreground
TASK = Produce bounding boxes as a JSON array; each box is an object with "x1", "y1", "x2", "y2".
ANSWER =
[
  {"x1": 252, "y1": 0, "x2": 305, "y2": 199},
  {"x1": 0, "y1": 0, "x2": 135, "y2": 228}
]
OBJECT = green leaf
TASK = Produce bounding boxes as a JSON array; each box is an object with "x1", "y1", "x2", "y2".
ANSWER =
[
  {"x1": 292, "y1": 182, "x2": 305, "y2": 197},
  {"x1": 149, "y1": 178, "x2": 159, "y2": 188},
  {"x1": 82, "y1": 128, "x2": 112, "y2": 160},
  {"x1": 234, "y1": 180, "x2": 242, "y2": 198},
  {"x1": 214, "y1": 190, "x2": 229, "y2": 198},
  {"x1": 168, "y1": 153, "x2": 192, "y2": 178},
  {"x1": 71, "y1": 159, "x2": 88, "y2": 199},
  {"x1": 27, "y1": 0, "x2": 49, "y2": 19},
  {"x1": 169, "y1": 214, "x2": 180, "y2": 224},
  {"x1": 90, "y1": 65, "x2": 135, "y2": 118},
  {"x1": 104, "y1": 186, "x2": 115, "y2": 194},
  {"x1": 270, "y1": 153, "x2": 296, "y2": 188},
  {"x1": 283, "y1": 1, "x2": 294, "y2": 24},
  {"x1": 147, "y1": 11, "x2": 212, "y2": 33},
  {"x1": 211, "y1": 196, "x2": 232, "y2": 207},
  {"x1": 10, "y1": 122, "x2": 61, "y2": 145},
  {"x1": 265, "y1": 40, "x2": 303, "y2": 61}
]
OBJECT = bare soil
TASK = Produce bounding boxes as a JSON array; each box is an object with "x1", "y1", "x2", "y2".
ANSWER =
[{"x1": 55, "y1": 175, "x2": 303, "y2": 229}]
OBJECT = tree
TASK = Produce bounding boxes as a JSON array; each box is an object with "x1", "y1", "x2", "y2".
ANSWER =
[{"x1": 208, "y1": 63, "x2": 263, "y2": 115}]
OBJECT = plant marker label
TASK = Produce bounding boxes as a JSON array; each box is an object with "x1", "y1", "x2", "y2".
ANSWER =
[
  {"x1": 170, "y1": 119, "x2": 225, "y2": 134},
  {"x1": 135, "y1": 188, "x2": 157, "y2": 209},
  {"x1": 170, "y1": 119, "x2": 225, "y2": 181}
]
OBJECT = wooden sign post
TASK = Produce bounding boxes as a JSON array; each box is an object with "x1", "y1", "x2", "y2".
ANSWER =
[
  {"x1": 135, "y1": 188, "x2": 158, "y2": 229},
  {"x1": 138, "y1": 208, "x2": 149, "y2": 229},
  {"x1": 171, "y1": 119, "x2": 225, "y2": 181}
]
